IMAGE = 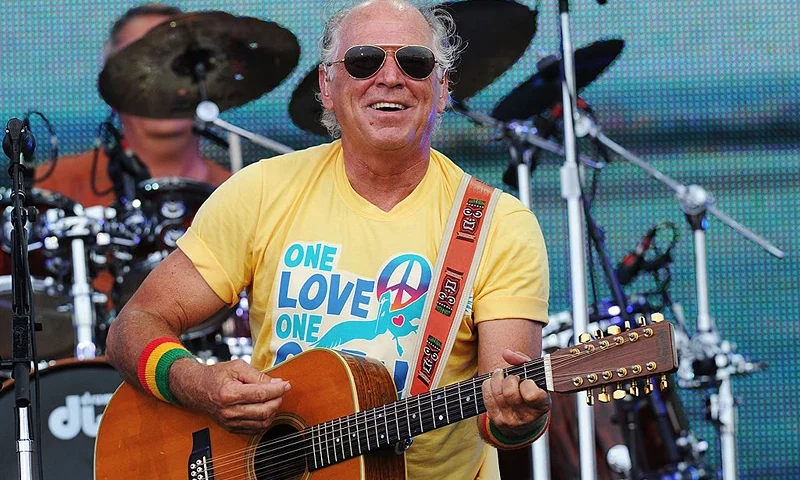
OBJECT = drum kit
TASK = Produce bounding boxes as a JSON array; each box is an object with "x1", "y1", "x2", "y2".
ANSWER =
[{"x1": 0, "y1": 1, "x2": 784, "y2": 479}]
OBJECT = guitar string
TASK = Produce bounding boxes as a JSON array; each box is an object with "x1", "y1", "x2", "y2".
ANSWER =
[
  {"x1": 206, "y1": 337, "x2": 662, "y2": 477},
  {"x1": 205, "y1": 334, "x2": 664, "y2": 477}
]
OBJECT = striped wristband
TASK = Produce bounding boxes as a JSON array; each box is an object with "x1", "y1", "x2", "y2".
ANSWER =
[
  {"x1": 137, "y1": 337, "x2": 195, "y2": 404},
  {"x1": 478, "y1": 411, "x2": 551, "y2": 450}
]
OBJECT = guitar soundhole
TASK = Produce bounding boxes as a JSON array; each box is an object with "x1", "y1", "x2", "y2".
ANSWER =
[{"x1": 254, "y1": 423, "x2": 308, "y2": 480}]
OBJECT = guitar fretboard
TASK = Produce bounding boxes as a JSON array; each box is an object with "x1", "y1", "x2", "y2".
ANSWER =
[{"x1": 302, "y1": 357, "x2": 548, "y2": 470}]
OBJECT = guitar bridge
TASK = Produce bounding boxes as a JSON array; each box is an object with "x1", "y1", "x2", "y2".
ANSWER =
[{"x1": 188, "y1": 428, "x2": 216, "y2": 480}]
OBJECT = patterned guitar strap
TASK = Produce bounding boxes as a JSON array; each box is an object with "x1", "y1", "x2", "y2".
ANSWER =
[{"x1": 403, "y1": 173, "x2": 502, "y2": 397}]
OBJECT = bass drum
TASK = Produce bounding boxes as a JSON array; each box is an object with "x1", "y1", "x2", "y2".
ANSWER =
[
  {"x1": 111, "y1": 177, "x2": 233, "y2": 341},
  {"x1": 0, "y1": 359, "x2": 123, "y2": 480}
]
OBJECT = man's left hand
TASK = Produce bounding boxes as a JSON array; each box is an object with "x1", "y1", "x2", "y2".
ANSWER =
[{"x1": 481, "y1": 349, "x2": 551, "y2": 437}]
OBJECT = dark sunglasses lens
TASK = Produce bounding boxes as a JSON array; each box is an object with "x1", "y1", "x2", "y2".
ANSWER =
[
  {"x1": 396, "y1": 46, "x2": 436, "y2": 79},
  {"x1": 343, "y1": 45, "x2": 386, "y2": 79}
]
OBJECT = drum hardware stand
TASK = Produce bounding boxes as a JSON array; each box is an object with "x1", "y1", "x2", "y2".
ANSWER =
[
  {"x1": 1, "y1": 118, "x2": 41, "y2": 480},
  {"x1": 189, "y1": 62, "x2": 294, "y2": 173},
  {"x1": 449, "y1": 99, "x2": 603, "y2": 480},
  {"x1": 573, "y1": 112, "x2": 784, "y2": 480}
]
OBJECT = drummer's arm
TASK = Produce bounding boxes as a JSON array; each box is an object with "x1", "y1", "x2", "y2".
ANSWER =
[{"x1": 106, "y1": 248, "x2": 289, "y2": 434}]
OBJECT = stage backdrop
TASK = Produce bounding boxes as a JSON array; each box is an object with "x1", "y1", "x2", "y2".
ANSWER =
[{"x1": 1, "y1": 1, "x2": 797, "y2": 478}]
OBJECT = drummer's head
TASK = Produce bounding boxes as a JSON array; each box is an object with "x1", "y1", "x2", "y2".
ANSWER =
[
  {"x1": 317, "y1": 0, "x2": 460, "y2": 143},
  {"x1": 103, "y1": 4, "x2": 195, "y2": 142}
]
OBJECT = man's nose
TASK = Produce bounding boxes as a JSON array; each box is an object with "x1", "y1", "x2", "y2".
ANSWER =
[{"x1": 374, "y1": 52, "x2": 404, "y2": 86}]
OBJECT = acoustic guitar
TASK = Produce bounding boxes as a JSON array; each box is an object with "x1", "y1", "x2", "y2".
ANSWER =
[{"x1": 94, "y1": 319, "x2": 677, "y2": 479}]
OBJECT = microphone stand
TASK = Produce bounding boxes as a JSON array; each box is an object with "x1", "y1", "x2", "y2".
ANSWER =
[
  {"x1": 0, "y1": 118, "x2": 38, "y2": 480},
  {"x1": 574, "y1": 113, "x2": 784, "y2": 480},
  {"x1": 554, "y1": 1, "x2": 598, "y2": 478}
]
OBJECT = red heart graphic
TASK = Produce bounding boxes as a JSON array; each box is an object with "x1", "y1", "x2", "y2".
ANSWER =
[{"x1": 392, "y1": 314, "x2": 405, "y2": 327}]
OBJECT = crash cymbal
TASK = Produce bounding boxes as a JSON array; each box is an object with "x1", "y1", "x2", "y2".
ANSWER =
[
  {"x1": 288, "y1": 66, "x2": 329, "y2": 137},
  {"x1": 287, "y1": 0, "x2": 536, "y2": 136},
  {"x1": 443, "y1": 0, "x2": 537, "y2": 100},
  {"x1": 99, "y1": 11, "x2": 300, "y2": 119},
  {"x1": 492, "y1": 39, "x2": 625, "y2": 122}
]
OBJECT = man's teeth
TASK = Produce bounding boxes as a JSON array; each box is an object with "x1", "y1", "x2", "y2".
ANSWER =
[{"x1": 370, "y1": 102, "x2": 406, "y2": 111}]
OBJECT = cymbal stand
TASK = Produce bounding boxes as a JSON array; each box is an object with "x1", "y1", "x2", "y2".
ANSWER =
[
  {"x1": 501, "y1": 125, "x2": 550, "y2": 480},
  {"x1": 190, "y1": 62, "x2": 294, "y2": 173},
  {"x1": 554, "y1": 0, "x2": 598, "y2": 477},
  {"x1": 574, "y1": 113, "x2": 784, "y2": 480}
]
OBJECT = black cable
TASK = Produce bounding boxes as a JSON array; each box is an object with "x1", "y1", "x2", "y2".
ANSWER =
[
  {"x1": 25, "y1": 110, "x2": 59, "y2": 184},
  {"x1": 91, "y1": 117, "x2": 116, "y2": 197}
]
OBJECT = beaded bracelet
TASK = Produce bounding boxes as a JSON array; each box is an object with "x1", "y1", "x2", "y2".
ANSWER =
[
  {"x1": 478, "y1": 411, "x2": 551, "y2": 450},
  {"x1": 137, "y1": 337, "x2": 195, "y2": 404}
]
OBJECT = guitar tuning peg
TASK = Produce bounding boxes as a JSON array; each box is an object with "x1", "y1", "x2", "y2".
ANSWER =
[
  {"x1": 579, "y1": 332, "x2": 593, "y2": 344},
  {"x1": 637, "y1": 315, "x2": 647, "y2": 327},
  {"x1": 594, "y1": 329, "x2": 604, "y2": 339},
  {"x1": 624, "y1": 320, "x2": 631, "y2": 331},
  {"x1": 629, "y1": 382, "x2": 640, "y2": 397},
  {"x1": 586, "y1": 389, "x2": 594, "y2": 406},
  {"x1": 660, "y1": 374, "x2": 669, "y2": 391},
  {"x1": 607, "y1": 325, "x2": 621, "y2": 336},
  {"x1": 644, "y1": 378, "x2": 654, "y2": 395},
  {"x1": 651, "y1": 312, "x2": 664, "y2": 323},
  {"x1": 613, "y1": 383, "x2": 627, "y2": 400},
  {"x1": 598, "y1": 386, "x2": 610, "y2": 403}
]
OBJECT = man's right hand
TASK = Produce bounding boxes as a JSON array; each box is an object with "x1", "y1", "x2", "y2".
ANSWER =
[{"x1": 170, "y1": 358, "x2": 291, "y2": 435}]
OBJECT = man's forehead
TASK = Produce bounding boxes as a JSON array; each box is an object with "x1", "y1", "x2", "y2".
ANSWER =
[{"x1": 338, "y1": 3, "x2": 432, "y2": 50}]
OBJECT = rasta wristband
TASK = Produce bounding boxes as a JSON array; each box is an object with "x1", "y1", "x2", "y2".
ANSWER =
[
  {"x1": 137, "y1": 337, "x2": 195, "y2": 404},
  {"x1": 478, "y1": 411, "x2": 550, "y2": 450}
]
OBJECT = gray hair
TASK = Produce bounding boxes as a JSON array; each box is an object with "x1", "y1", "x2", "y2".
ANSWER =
[{"x1": 317, "y1": 1, "x2": 462, "y2": 138}]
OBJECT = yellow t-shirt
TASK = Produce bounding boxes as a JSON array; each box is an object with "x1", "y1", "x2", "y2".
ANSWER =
[{"x1": 177, "y1": 140, "x2": 549, "y2": 480}]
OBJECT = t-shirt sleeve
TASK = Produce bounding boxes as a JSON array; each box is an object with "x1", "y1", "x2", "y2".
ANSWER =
[
  {"x1": 176, "y1": 161, "x2": 264, "y2": 306},
  {"x1": 472, "y1": 194, "x2": 550, "y2": 324}
]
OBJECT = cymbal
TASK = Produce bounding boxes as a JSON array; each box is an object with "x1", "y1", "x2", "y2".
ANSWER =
[
  {"x1": 99, "y1": 11, "x2": 300, "y2": 119},
  {"x1": 491, "y1": 39, "x2": 625, "y2": 122},
  {"x1": 287, "y1": 0, "x2": 537, "y2": 136},
  {"x1": 443, "y1": 0, "x2": 538, "y2": 100},
  {"x1": 288, "y1": 66, "x2": 328, "y2": 137}
]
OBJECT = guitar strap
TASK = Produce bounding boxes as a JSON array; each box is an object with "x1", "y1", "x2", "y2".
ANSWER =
[{"x1": 403, "y1": 173, "x2": 502, "y2": 397}]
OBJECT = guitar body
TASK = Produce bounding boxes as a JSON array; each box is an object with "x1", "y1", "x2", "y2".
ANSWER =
[{"x1": 95, "y1": 349, "x2": 405, "y2": 480}]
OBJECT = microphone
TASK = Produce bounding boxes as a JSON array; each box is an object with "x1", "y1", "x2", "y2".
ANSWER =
[
  {"x1": 615, "y1": 227, "x2": 657, "y2": 285},
  {"x1": 3, "y1": 118, "x2": 36, "y2": 162},
  {"x1": 103, "y1": 121, "x2": 150, "y2": 204}
]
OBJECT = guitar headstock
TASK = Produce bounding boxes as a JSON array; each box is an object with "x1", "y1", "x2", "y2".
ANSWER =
[{"x1": 547, "y1": 314, "x2": 678, "y2": 403}]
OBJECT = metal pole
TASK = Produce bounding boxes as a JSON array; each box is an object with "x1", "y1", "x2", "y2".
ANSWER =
[{"x1": 556, "y1": 1, "x2": 597, "y2": 478}]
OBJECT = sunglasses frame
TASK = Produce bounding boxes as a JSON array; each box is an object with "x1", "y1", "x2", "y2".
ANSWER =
[{"x1": 324, "y1": 44, "x2": 440, "y2": 81}]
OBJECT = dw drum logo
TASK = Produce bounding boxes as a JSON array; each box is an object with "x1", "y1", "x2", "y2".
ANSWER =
[{"x1": 48, "y1": 391, "x2": 114, "y2": 440}]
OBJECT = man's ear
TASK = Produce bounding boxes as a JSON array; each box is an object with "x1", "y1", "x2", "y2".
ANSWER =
[
  {"x1": 319, "y1": 65, "x2": 334, "y2": 109},
  {"x1": 436, "y1": 69, "x2": 449, "y2": 113}
]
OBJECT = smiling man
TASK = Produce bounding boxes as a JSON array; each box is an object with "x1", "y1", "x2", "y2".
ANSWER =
[{"x1": 106, "y1": 1, "x2": 552, "y2": 479}]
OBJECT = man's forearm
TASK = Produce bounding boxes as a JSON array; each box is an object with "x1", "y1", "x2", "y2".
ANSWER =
[{"x1": 105, "y1": 310, "x2": 183, "y2": 391}]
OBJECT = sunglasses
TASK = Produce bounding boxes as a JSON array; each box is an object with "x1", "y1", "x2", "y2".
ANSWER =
[{"x1": 325, "y1": 44, "x2": 439, "y2": 80}]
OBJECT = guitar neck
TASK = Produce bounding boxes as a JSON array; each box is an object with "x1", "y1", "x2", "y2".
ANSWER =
[{"x1": 304, "y1": 358, "x2": 547, "y2": 470}]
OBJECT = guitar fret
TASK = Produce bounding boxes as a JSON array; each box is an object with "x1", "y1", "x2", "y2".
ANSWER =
[
  {"x1": 382, "y1": 404, "x2": 389, "y2": 445},
  {"x1": 326, "y1": 420, "x2": 333, "y2": 466},
  {"x1": 430, "y1": 391, "x2": 436, "y2": 429},
  {"x1": 443, "y1": 385, "x2": 450, "y2": 424},
  {"x1": 457, "y1": 382, "x2": 464, "y2": 420},
  {"x1": 393, "y1": 401, "x2": 401, "y2": 444},
  {"x1": 346, "y1": 413, "x2": 354, "y2": 458},
  {"x1": 355, "y1": 412, "x2": 363, "y2": 455},
  {"x1": 337, "y1": 416, "x2": 345, "y2": 460},
  {"x1": 311, "y1": 424, "x2": 319, "y2": 469}
]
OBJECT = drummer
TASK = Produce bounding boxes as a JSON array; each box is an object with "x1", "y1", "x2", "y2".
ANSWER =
[{"x1": 34, "y1": 3, "x2": 231, "y2": 204}]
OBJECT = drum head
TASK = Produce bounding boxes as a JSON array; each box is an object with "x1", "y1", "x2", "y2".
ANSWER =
[
  {"x1": 0, "y1": 276, "x2": 74, "y2": 360},
  {"x1": 0, "y1": 359, "x2": 123, "y2": 480}
]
